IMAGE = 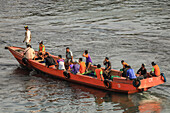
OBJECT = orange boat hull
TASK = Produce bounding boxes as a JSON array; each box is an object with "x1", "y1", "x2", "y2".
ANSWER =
[{"x1": 6, "y1": 46, "x2": 166, "y2": 94}]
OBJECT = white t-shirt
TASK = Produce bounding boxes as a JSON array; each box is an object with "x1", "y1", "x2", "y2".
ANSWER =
[
  {"x1": 58, "y1": 61, "x2": 65, "y2": 70},
  {"x1": 25, "y1": 30, "x2": 31, "y2": 42},
  {"x1": 24, "y1": 47, "x2": 35, "y2": 59}
]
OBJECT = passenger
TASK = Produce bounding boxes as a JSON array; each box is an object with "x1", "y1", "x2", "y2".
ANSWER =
[
  {"x1": 66, "y1": 47, "x2": 73, "y2": 63},
  {"x1": 57, "y1": 55, "x2": 65, "y2": 70},
  {"x1": 122, "y1": 65, "x2": 128, "y2": 77},
  {"x1": 137, "y1": 63, "x2": 147, "y2": 79},
  {"x1": 35, "y1": 52, "x2": 44, "y2": 60},
  {"x1": 79, "y1": 58, "x2": 86, "y2": 74},
  {"x1": 23, "y1": 44, "x2": 35, "y2": 60},
  {"x1": 68, "y1": 61, "x2": 74, "y2": 71},
  {"x1": 150, "y1": 62, "x2": 160, "y2": 77},
  {"x1": 121, "y1": 60, "x2": 129, "y2": 77},
  {"x1": 71, "y1": 61, "x2": 80, "y2": 74},
  {"x1": 44, "y1": 52, "x2": 56, "y2": 68},
  {"x1": 82, "y1": 50, "x2": 92, "y2": 71},
  {"x1": 94, "y1": 64, "x2": 104, "y2": 81},
  {"x1": 126, "y1": 66, "x2": 137, "y2": 80},
  {"x1": 121, "y1": 60, "x2": 129, "y2": 69},
  {"x1": 23, "y1": 26, "x2": 32, "y2": 47},
  {"x1": 103, "y1": 57, "x2": 111, "y2": 79},
  {"x1": 38, "y1": 41, "x2": 46, "y2": 55}
]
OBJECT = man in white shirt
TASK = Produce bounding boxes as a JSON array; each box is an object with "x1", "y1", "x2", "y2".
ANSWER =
[
  {"x1": 23, "y1": 44, "x2": 35, "y2": 60},
  {"x1": 57, "y1": 55, "x2": 65, "y2": 70},
  {"x1": 23, "y1": 26, "x2": 32, "y2": 47},
  {"x1": 59, "y1": 61, "x2": 65, "y2": 70}
]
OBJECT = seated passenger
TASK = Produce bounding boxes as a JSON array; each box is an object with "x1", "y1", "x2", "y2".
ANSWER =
[
  {"x1": 82, "y1": 50, "x2": 92, "y2": 71},
  {"x1": 94, "y1": 64, "x2": 104, "y2": 81},
  {"x1": 38, "y1": 41, "x2": 46, "y2": 55},
  {"x1": 149, "y1": 62, "x2": 160, "y2": 77},
  {"x1": 122, "y1": 65, "x2": 128, "y2": 77},
  {"x1": 44, "y1": 52, "x2": 56, "y2": 68},
  {"x1": 121, "y1": 60, "x2": 129, "y2": 68},
  {"x1": 57, "y1": 55, "x2": 65, "y2": 70},
  {"x1": 71, "y1": 61, "x2": 80, "y2": 74},
  {"x1": 103, "y1": 57, "x2": 111, "y2": 79},
  {"x1": 79, "y1": 58, "x2": 86, "y2": 74},
  {"x1": 68, "y1": 61, "x2": 73, "y2": 71},
  {"x1": 23, "y1": 44, "x2": 35, "y2": 60},
  {"x1": 121, "y1": 60, "x2": 129, "y2": 77},
  {"x1": 137, "y1": 63, "x2": 147, "y2": 79},
  {"x1": 126, "y1": 66, "x2": 137, "y2": 80},
  {"x1": 35, "y1": 52, "x2": 44, "y2": 60}
]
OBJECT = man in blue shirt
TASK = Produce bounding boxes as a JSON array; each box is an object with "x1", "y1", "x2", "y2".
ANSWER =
[{"x1": 126, "y1": 66, "x2": 137, "y2": 80}]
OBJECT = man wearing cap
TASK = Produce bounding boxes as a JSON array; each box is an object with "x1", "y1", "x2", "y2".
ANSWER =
[{"x1": 23, "y1": 26, "x2": 32, "y2": 47}]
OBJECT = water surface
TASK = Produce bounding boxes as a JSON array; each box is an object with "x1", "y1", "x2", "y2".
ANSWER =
[{"x1": 0, "y1": 0, "x2": 170, "y2": 112}]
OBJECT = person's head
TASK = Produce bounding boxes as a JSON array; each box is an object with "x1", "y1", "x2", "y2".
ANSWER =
[
  {"x1": 125, "y1": 65, "x2": 128, "y2": 68},
  {"x1": 105, "y1": 57, "x2": 109, "y2": 61},
  {"x1": 27, "y1": 44, "x2": 31, "y2": 48},
  {"x1": 151, "y1": 62, "x2": 156, "y2": 66},
  {"x1": 142, "y1": 63, "x2": 145, "y2": 68},
  {"x1": 66, "y1": 47, "x2": 70, "y2": 52},
  {"x1": 85, "y1": 50, "x2": 88, "y2": 54},
  {"x1": 24, "y1": 26, "x2": 28, "y2": 30},
  {"x1": 121, "y1": 60, "x2": 124, "y2": 64},
  {"x1": 39, "y1": 52, "x2": 43, "y2": 56},
  {"x1": 79, "y1": 58, "x2": 82, "y2": 62},
  {"x1": 58, "y1": 55, "x2": 62, "y2": 59},
  {"x1": 74, "y1": 60, "x2": 78, "y2": 64},
  {"x1": 39, "y1": 41, "x2": 43, "y2": 45},
  {"x1": 44, "y1": 52, "x2": 49, "y2": 58},
  {"x1": 70, "y1": 61, "x2": 73, "y2": 64},
  {"x1": 97, "y1": 64, "x2": 101, "y2": 68},
  {"x1": 127, "y1": 65, "x2": 131, "y2": 69}
]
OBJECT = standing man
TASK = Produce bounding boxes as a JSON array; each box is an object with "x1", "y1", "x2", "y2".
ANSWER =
[
  {"x1": 82, "y1": 50, "x2": 92, "y2": 71},
  {"x1": 66, "y1": 47, "x2": 73, "y2": 63},
  {"x1": 103, "y1": 57, "x2": 111, "y2": 79},
  {"x1": 23, "y1": 26, "x2": 32, "y2": 47}
]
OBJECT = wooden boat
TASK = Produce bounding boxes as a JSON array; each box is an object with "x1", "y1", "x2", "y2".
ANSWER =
[{"x1": 5, "y1": 46, "x2": 166, "y2": 94}]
